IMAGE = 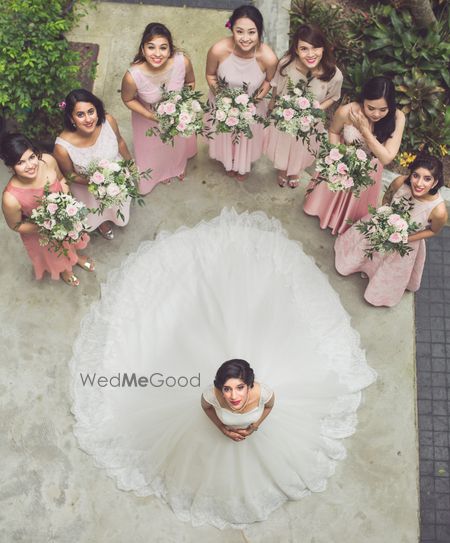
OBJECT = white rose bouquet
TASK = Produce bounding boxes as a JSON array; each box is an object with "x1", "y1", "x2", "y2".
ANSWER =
[
  {"x1": 146, "y1": 85, "x2": 207, "y2": 145},
  {"x1": 30, "y1": 185, "x2": 89, "y2": 256},
  {"x1": 86, "y1": 159, "x2": 145, "y2": 220},
  {"x1": 309, "y1": 143, "x2": 378, "y2": 197},
  {"x1": 208, "y1": 77, "x2": 265, "y2": 143},
  {"x1": 269, "y1": 78, "x2": 326, "y2": 151},
  {"x1": 353, "y1": 197, "x2": 420, "y2": 259}
]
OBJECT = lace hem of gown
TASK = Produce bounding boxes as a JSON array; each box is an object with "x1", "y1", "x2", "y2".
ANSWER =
[{"x1": 69, "y1": 208, "x2": 376, "y2": 530}]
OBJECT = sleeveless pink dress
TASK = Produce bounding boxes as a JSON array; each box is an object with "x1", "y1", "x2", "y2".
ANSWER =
[
  {"x1": 4, "y1": 179, "x2": 89, "y2": 280},
  {"x1": 265, "y1": 60, "x2": 343, "y2": 176},
  {"x1": 303, "y1": 124, "x2": 383, "y2": 235},
  {"x1": 55, "y1": 119, "x2": 130, "y2": 230},
  {"x1": 334, "y1": 183, "x2": 444, "y2": 307},
  {"x1": 128, "y1": 52, "x2": 197, "y2": 194},
  {"x1": 208, "y1": 51, "x2": 267, "y2": 175}
]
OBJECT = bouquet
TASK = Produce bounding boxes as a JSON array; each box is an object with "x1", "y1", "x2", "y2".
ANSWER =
[
  {"x1": 146, "y1": 85, "x2": 207, "y2": 145},
  {"x1": 268, "y1": 78, "x2": 326, "y2": 151},
  {"x1": 208, "y1": 77, "x2": 265, "y2": 143},
  {"x1": 86, "y1": 159, "x2": 145, "y2": 220},
  {"x1": 30, "y1": 185, "x2": 89, "y2": 256},
  {"x1": 309, "y1": 142, "x2": 378, "y2": 197},
  {"x1": 353, "y1": 197, "x2": 420, "y2": 259}
]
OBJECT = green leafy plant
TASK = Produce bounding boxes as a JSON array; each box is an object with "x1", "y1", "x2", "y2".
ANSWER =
[{"x1": 0, "y1": 0, "x2": 91, "y2": 144}]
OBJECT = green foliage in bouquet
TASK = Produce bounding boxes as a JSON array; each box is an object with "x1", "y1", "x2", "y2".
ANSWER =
[{"x1": 0, "y1": 0, "x2": 91, "y2": 142}]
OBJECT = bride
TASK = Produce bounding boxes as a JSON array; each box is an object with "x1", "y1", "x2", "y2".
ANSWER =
[{"x1": 70, "y1": 208, "x2": 376, "y2": 529}]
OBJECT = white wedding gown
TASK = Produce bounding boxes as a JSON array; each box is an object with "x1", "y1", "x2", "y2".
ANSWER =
[{"x1": 70, "y1": 209, "x2": 376, "y2": 530}]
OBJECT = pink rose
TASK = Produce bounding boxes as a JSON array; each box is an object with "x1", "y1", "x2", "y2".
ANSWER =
[
  {"x1": 297, "y1": 97, "x2": 311, "y2": 110},
  {"x1": 91, "y1": 171, "x2": 105, "y2": 185},
  {"x1": 222, "y1": 97, "x2": 232, "y2": 105},
  {"x1": 342, "y1": 176, "x2": 354, "y2": 188},
  {"x1": 215, "y1": 110, "x2": 226, "y2": 122},
  {"x1": 235, "y1": 94, "x2": 249, "y2": 106},
  {"x1": 157, "y1": 104, "x2": 165, "y2": 115},
  {"x1": 282, "y1": 108, "x2": 295, "y2": 121},
  {"x1": 356, "y1": 148, "x2": 367, "y2": 161},
  {"x1": 47, "y1": 203, "x2": 58, "y2": 215},
  {"x1": 176, "y1": 121, "x2": 187, "y2": 132},
  {"x1": 74, "y1": 222, "x2": 83, "y2": 233},
  {"x1": 243, "y1": 111, "x2": 254, "y2": 121},
  {"x1": 225, "y1": 116, "x2": 239, "y2": 127},
  {"x1": 43, "y1": 219, "x2": 54, "y2": 230},
  {"x1": 229, "y1": 107, "x2": 239, "y2": 117},
  {"x1": 68, "y1": 231, "x2": 79, "y2": 240},
  {"x1": 98, "y1": 159, "x2": 110, "y2": 168},
  {"x1": 388, "y1": 232, "x2": 402, "y2": 243},
  {"x1": 336, "y1": 162, "x2": 348, "y2": 175},
  {"x1": 66, "y1": 204, "x2": 78, "y2": 217},
  {"x1": 179, "y1": 112, "x2": 192, "y2": 124},
  {"x1": 387, "y1": 214, "x2": 402, "y2": 226},
  {"x1": 394, "y1": 218, "x2": 408, "y2": 231},
  {"x1": 329, "y1": 148, "x2": 343, "y2": 161},
  {"x1": 163, "y1": 102, "x2": 176, "y2": 115},
  {"x1": 106, "y1": 183, "x2": 121, "y2": 197},
  {"x1": 324, "y1": 156, "x2": 333, "y2": 166}
]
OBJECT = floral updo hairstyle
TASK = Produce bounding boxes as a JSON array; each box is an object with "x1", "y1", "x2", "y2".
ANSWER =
[
  {"x1": 214, "y1": 359, "x2": 255, "y2": 390},
  {"x1": 228, "y1": 5, "x2": 264, "y2": 41},
  {"x1": 133, "y1": 22, "x2": 175, "y2": 64},
  {"x1": 405, "y1": 153, "x2": 444, "y2": 195},
  {"x1": 0, "y1": 133, "x2": 41, "y2": 168},
  {"x1": 281, "y1": 24, "x2": 336, "y2": 81},
  {"x1": 63, "y1": 89, "x2": 106, "y2": 132},
  {"x1": 360, "y1": 76, "x2": 396, "y2": 144}
]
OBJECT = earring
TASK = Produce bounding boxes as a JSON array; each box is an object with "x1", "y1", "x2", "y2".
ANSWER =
[{"x1": 72, "y1": 122, "x2": 76, "y2": 128}]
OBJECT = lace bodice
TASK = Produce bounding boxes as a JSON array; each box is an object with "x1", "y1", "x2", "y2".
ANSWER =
[
  {"x1": 55, "y1": 119, "x2": 120, "y2": 175},
  {"x1": 202, "y1": 383, "x2": 273, "y2": 428}
]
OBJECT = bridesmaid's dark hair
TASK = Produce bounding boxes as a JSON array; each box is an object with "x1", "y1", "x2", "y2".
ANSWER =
[
  {"x1": 0, "y1": 133, "x2": 42, "y2": 167},
  {"x1": 405, "y1": 153, "x2": 444, "y2": 195},
  {"x1": 360, "y1": 77, "x2": 396, "y2": 144},
  {"x1": 63, "y1": 89, "x2": 106, "y2": 132},
  {"x1": 133, "y1": 22, "x2": 175, "y2": 64},
  {"x1": 214, "y1": 359, "x2": 255, "y2": 390},
  {"x1": 280, "y1": 24, "x2": 336, "y2": 82},
  {"x1": 229, "y1": 5, "x2": 264, "y2": 41}
]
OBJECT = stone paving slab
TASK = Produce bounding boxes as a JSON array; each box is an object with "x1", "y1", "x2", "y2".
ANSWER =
[{"x1": 416, "y1": 226, "x2": 450, "y2": 543}]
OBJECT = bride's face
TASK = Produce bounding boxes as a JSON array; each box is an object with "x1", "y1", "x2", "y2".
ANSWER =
[{"x1": 222, "y1": 378, "x2": 249, "y2": 410}]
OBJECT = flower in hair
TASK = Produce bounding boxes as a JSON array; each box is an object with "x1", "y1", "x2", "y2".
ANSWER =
[
  {"x1": 225, "y1": 19, "x2": 231, "y2": 29},
  {"x1": 58, "y1": 101, "x2": 66, "y2": 111}
]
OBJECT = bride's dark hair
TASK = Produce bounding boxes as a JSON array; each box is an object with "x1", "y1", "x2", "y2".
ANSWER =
[{"x1": 214, "y1": 359, "x2": 255, "y2": 390}]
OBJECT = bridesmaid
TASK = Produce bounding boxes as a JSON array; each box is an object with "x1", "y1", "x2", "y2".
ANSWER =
[
  {"x1": 54, "y1": 89, "x2": 132, "y2": 240},
  {"x1": 205, "y1": 5, "x2": 277, "y2": 181},
  {"x1": 121, "y1": 22, "x2": 197, "y2": 194},
  {"x1": 335, "y1": 153, "x2": 447, "y2": 307},
  {"x1": 304, "y1": 76, "x2": 405, "y2": 234},
  {"x1": 1, "y1": 133, "x2": 93, "y2": 286},
  {"x1": 265, "y1": 24, "x2": 343, "y2": 188}
]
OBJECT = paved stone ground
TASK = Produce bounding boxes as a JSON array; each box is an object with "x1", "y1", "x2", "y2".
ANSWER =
[{"x1": 416, "y1": 226, "x2": 450, "y2": 542}]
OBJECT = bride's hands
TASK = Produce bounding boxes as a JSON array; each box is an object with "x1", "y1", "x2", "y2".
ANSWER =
[{"x1": 221, "y1": 426, "x2": 246, "y2": 441}]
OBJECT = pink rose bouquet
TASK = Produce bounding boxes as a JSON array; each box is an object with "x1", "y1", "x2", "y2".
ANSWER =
[
  {"x1": 208, "y1": 77, "x2": 264, "y2": 143},
  {"x1": 147, "y1": 85, "x2": 207, "y2": 145},
  {"x1": 310, "y1": 142, "x2": 378, "y2": 197},
  {"x1": 354, "y1": 197, "x2": 420, "y2": 259},
  {"x1": 268, "y1": 78, "x2": 326, "y2": 150},
  {"x1": 86, "y1": 159, "x2": 147, "y2": 220},
  {"x1": 30, "y1": 184, "x2": 88, "y2": 255}
]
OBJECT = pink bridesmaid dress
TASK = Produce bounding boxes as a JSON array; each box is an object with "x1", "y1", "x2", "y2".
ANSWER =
[
  {"x1": 303, "y1": 124, "x2": 383, "y2": 235},
  {"x1": 128, "y1": 52, "x2": 197, "y2": 194},
  {"x1": 334, "y1": 183, "x2": 444, "y2": 307},
  {"x1": 55, "y1": 119, "x2": 130, "y2": 231},
  {"x1": 4, "y1": 179, "x2": 89, "y2": 280},
  {"x1": 265, "y1": 60, "x2": 343, "y2": 176},
  {"x1": 208, "y1": 51, "x2": 267, "y2": 175}
]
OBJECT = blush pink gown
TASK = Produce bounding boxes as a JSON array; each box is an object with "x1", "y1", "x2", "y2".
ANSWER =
[
  {"x1": 303, "y1": 125, "x2": 383, "y2": 235},
  {"x1": 265, "y1": 60, "x2": 343, "y2": 176},
  {"x1": 334, "y1": 183, "x2": 444, "y2": 307},
  {"x1": 207, "y1": 51, "x2": 267, "y2": 175},
  {"x1": 4, "y1": 179, "x2": 89, "y2": 280},
  {"x1": 128, "y1": 52, "x2": 197, "y2": 194},
  {"x1": 55, "y1": 119, "x2": 130, "y2": 231}
]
